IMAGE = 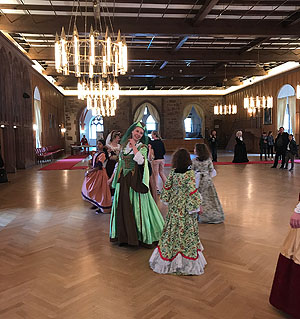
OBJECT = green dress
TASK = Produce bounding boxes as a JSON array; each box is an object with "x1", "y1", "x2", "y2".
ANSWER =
[
  {"x1": 149, "y1": 169, "x2": 207, "y2": 275},
  {"x1": 110, "y1": 142, "x2": 164, "y2": 246}
]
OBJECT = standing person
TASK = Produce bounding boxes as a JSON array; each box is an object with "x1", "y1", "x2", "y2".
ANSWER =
[
  {"x1": 269, "y1": 199, "x2": 300, "y2": 319},
  {"x1": 80, "y1": 135, "x2": 89, "y2": 154},
  {"x1": 284, "y1": 134, "x2": 298, "y2": 171},
  {"x1": 208, "y1": 130, "x2": 218, "y2": 162},
  {"x1": 81, "y1": 139, "x2": 112, "y2": 214},
  {"x1": 192, "y1": 143, "x2": 224, "y2": 224},
  {"x1": 105, "y1": 130, "x2": 121, "y2": 178},
  {"x1": 0, "y1": 151, "x2": 8, "y2": 183},
  {"x1": 149, "y1": 148, "x2": 207, "y2": 275},
  {"x1": 259, "y1": 132, "x2": 268, "y2": 161},
  {"x1": 271, "y1": 127, "x2": 289, "y2": 169},
  {"x1": 109, "y1": 122, "x2": 164, "y2": 247},
  {"x1": 149, "y1": 131, "x2": 167, "y2": 193},
  {"x1": 232, "y1": 131, "x2": 249, "y2": 163},
  {"x1": 267, "y1": 131, "x2": 275, "y2": 160}
]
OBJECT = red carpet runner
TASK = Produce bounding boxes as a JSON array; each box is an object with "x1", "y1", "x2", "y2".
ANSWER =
[{"x1": 39, "y1": 155, "x2": 87, "y2": 171}]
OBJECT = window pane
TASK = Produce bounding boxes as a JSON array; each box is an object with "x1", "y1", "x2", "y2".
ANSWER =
[
  {"x1": 184, "y1": 118, "x2": 192, "y2": 133},
  {"x1": 144, "y1": 107, "x2": 148, "y2": 115},
  {"x1": 146, "y1": 115, "x2": 157, "y2": 131},
  {"x1": 91, "y1": 125, "x2": 97, "y2": 139}
]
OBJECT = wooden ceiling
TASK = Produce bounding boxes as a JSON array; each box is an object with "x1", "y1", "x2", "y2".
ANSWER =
[{"x1": 1, "y1": 0, "x2": 300, "y2": 90}]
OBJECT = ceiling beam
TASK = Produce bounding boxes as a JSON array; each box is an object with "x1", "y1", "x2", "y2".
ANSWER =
[
  {"x1": 45, "y1": 66, "x2": 266, "y2": 78},
  {"x1": 239, "y1": 37, "x2": 270, "y2": 54},
  {"x1": 192, "y1": 0, "x2": 219, "y2": 26},
  {"x1": 2, "y1": 16, "x2": 300, "y2": 37},
  {"x1": 56, "y1": 76, "x2": 240, "y2": 88},
  {"x1": 28, "y1": 48, "x2": 300, "y2": 63},
  {"x1": 171, "y1": 36, "x2": 189, "y2": 53},
  {"x1": 281, "y1": 10, "x2": 300, "y2": 27}
]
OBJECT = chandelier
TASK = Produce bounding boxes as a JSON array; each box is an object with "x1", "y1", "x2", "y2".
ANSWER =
[
  {"x1": 243, "y1": 96, "x2": 273, "y2": 115},
  {"x1": 54, "y1": 1, "x2": 128, "y2": 116},
  {"x1": 214, "y1": 104, "x2": 237, "y2": 115},
  {"x1": 78, "y1": 79, "x2": 119, "y2": 117}
]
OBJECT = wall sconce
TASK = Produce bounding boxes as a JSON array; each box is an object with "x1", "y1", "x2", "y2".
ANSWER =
[
  {"x1": 33, "y1": 124, "x2": 38, "y2": 131},
  {"x1": 61, "y1": 128, "x2": 66, "y2": 133},
  {"x1": 0, "y1": 124, "x2": 5, "y2": 128},
  {"x1": 13, "y1": 125, "x2": 17, "y2": 129}
]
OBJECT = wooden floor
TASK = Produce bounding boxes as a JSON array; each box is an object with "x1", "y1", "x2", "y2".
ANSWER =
[{"x1": 0, "y1": 154, "x2": 299, "y2": 319}]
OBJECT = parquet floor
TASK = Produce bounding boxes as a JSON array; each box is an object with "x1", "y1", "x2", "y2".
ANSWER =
[{"x1": 0, "y1": 153, "x2": 299, "y2": 319}]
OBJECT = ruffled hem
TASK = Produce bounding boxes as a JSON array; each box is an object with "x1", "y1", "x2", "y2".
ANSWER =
[{"x1": 149, "y1": 248, "x2": 207, "y2": 275}]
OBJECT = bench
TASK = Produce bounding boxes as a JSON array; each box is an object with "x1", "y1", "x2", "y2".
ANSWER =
[{"x1": 35, "y1": 145, "x2": 65, "y2": 163}]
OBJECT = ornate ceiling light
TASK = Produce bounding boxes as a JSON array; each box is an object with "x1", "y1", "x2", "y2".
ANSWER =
[
  {"x1": 243, "y1": 96, "x2": 273, "y2": 114},
  {"x1": 214, "y1": 104, "x2": 237, "y2": 115},
  {"x1": 54, "y1": 0, "x2": 127, "y2": 116}
]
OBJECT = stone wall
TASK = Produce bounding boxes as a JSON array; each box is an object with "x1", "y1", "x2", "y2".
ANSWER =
[{"x1": 64, "y1": 95, "x2": 223, "y2": 150}]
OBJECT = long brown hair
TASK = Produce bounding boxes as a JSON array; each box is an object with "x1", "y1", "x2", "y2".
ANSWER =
[
  {"x1": 194, "y1": 143, "x2": 211, "y2": 161},
  {"x1": 172, "y1": 148, "x2": 191, "y2": 171}
]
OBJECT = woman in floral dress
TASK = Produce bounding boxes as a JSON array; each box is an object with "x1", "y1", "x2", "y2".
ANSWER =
[
  {"x1": 149, "y1": 148, "x2": 207, "y2": 275},
  {"x1": 192, "y1": 143, "x2": 224, "y2": 224},
  {"x1": 109, "y1": 122, "x2": 164, "y2": 247}
]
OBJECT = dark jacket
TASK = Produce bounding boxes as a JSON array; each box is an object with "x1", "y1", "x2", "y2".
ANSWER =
[
  {"x1": 259, "y1": 136, "x2": 268, "y2": 149},
  {"x1": 208, "y1": 136, "x2": 218, "y2": 148},
  {"x1": 286, "y1": 139, "x2": 298, "y2": 155},
  {"x1": 275, "y1": 132, "x2": 289, "y2": 151}
]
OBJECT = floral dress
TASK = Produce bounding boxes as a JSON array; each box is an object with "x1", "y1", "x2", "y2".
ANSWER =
[
  {"x1": 191, "y1": 158, "x2": 224, "y2": 224},
  {"x1": 149, "y1": 169, "x2": 207, "y2": 275}
]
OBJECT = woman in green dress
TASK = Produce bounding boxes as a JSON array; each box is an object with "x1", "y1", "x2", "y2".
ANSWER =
[
  {"x1": 109, "y1": 122, "x2": 164, "y2": 247},
  {"x1": 149, "y1": 148, "x2": 207, "y2": 275}
]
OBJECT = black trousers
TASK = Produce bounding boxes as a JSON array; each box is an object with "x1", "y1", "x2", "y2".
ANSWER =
[
  {"x1": 285, "y1": 151, "x2": 295, "y2": 169},
  {"x1": 267, "y1": 145, "x2": 274, "y2": 158},
  {"x1": 273, "y1": 149, "x2": 286, "y2": 168},
  {"x1": 210, "y1": 146, "x2": 217, "y2": 162},
  {"x1": 260, "y1": 146, "x2": 268, "y2": 160}
]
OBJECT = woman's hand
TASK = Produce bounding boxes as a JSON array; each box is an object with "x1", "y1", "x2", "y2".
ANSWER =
[
  {"x1": 128, "y1": 139, "x2": 136, "y2": 148},
  {"x1": 290, "y1": 212, "x2": 300, "y2": 228}
]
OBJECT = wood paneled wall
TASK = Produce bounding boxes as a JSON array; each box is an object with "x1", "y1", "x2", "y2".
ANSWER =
[
  {"x1": 224, "y1": 68, "x2": 300, "y2": 145},
  {"x1": 0, "y1": 32, "x2": 65, "y2": 173}
]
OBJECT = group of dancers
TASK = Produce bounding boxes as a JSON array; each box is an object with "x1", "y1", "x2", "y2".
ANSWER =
[
  {"x1": 81, "y1": 121, "x2": 224, "y2": 276},
  {"x1": 79, "y1": 122, "x2": 300, "y2": 317}
]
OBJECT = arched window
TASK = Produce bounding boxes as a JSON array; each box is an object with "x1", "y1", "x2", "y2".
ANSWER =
[
  {"x1": 133, "y1": 103, "x2": 160, "y2": 137},
  {"x1": 277, "y1": 84, "x2": 295, "y2": 134},
  {"x1": 90, "y1": 116, "x2": 104, "y2": 140},
  {"x1": 33, "y1": 87, "x2": 42, "y2": 148},
  {"x1": 183, "y1": 106, "x2": 202, "y2": 138}
]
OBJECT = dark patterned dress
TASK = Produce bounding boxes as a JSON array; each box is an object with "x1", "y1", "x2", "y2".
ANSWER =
[{"x1": 149, "y1": 169, "x2": 207, "y2": 275}]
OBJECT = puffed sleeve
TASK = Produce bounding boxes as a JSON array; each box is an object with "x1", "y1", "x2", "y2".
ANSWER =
[
  {"x1": 295, "y1": 202, "x2": 300, "y2": 214},
  {"x1": 185, "y1": 170, "x2": 202, "y2": 214},
  {"x1": 160, "y1": 169, "x2": 174, "y2": 204}
]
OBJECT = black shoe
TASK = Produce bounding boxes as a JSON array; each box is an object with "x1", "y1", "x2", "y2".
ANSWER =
[
  {"x1": 90, "y1": 205, "x2": 98, "y2": 210},
  {"x1": 279, "y1": 166, "x2": 284, "y2": 169},
  {"x1": 284, "y1": 167, "x2": 288, "y2": 169},
  {"x1": 95, "y1": 208, "x2": 103, "y2": 214},
  {"x1": 289, "y1": 168, "x2": 293, "y2": 171},
  {"x1": 271, "y1": 166, "x2": 276, "y2": 168}
]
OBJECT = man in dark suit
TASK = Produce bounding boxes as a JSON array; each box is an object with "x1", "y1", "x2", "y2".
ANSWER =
[{"x1": 271, "y1": 127, "x2": 289, "y2": 169}]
